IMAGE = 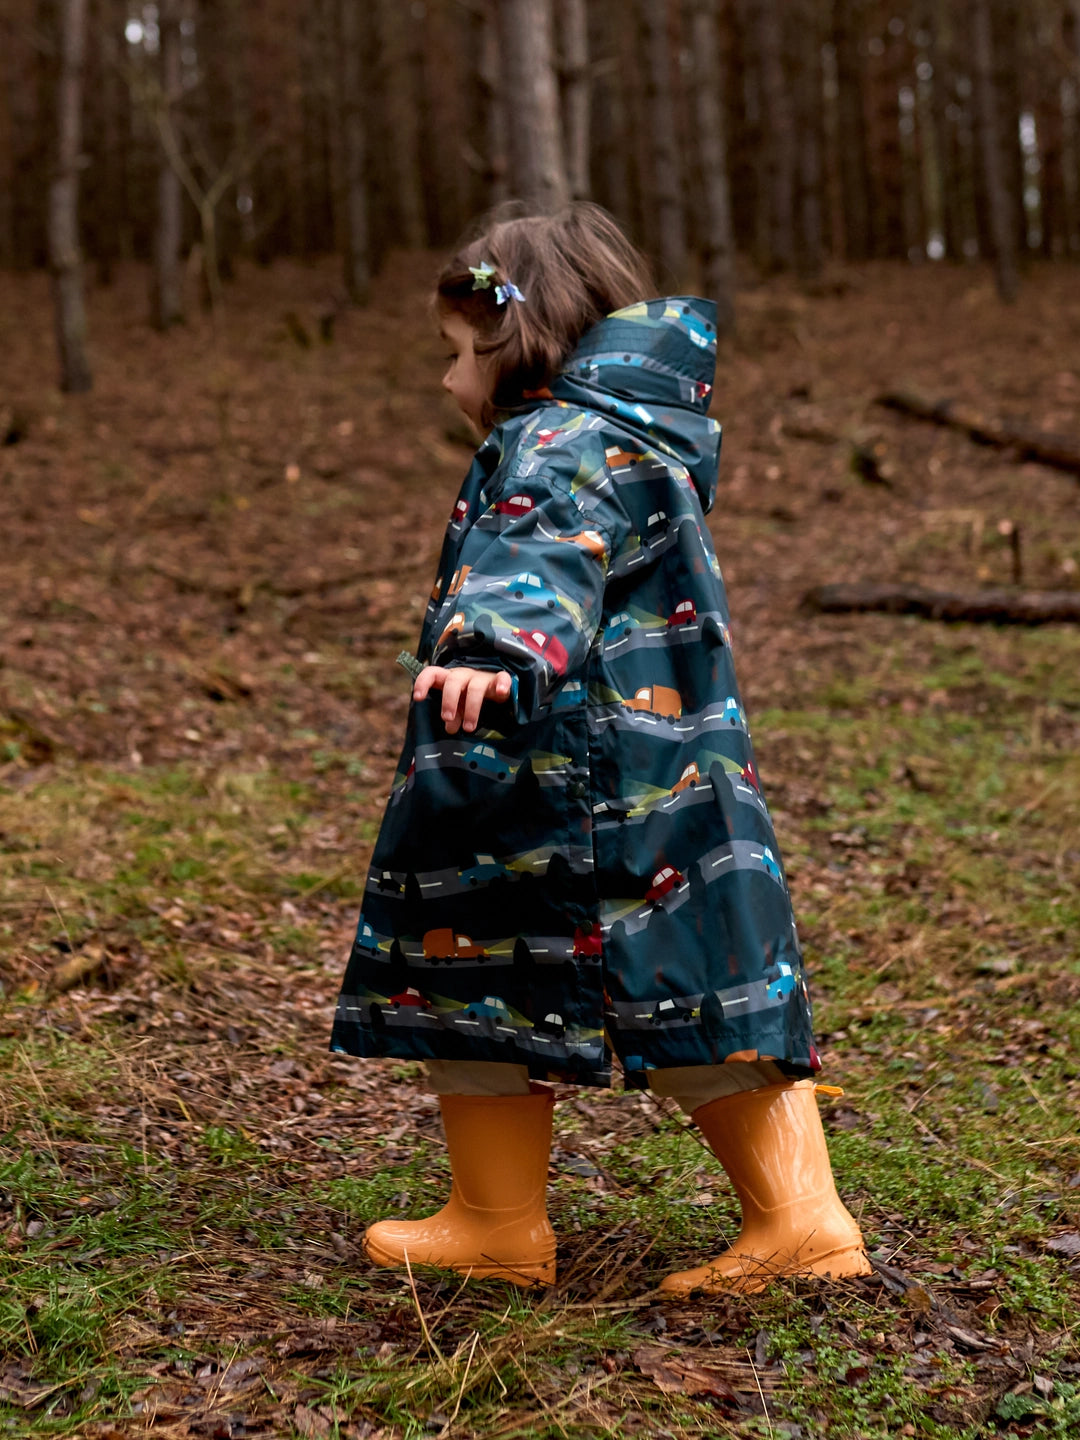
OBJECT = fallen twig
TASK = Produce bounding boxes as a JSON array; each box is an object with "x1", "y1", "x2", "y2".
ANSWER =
[
  {"x1": 876, "y1": 389, "x2": 1080, "y2": 477},
  {"x1": 801, "y1": 582, "x2": 1080, "y2": 625}
]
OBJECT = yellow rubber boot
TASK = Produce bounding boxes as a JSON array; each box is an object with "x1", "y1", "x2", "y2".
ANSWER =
[
  {"x1": 364, "y1": 1089, "x2": 556, "y2": 1287},
  {"x1": 660, "y1": 1079, "x2": 872, "y2": 1295}
]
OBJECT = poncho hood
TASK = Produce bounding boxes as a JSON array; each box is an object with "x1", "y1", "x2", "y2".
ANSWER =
[{"x1": 551, "y1": 295, "x2": 722, "y2": 510}]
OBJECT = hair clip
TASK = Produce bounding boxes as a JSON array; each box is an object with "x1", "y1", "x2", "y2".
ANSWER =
[
  {"x1": 495, "y1": 281, "x2": 526, "y2": 305},
  {"x1": 469, "y1": 261, "x2": 496, "y2": 290}
]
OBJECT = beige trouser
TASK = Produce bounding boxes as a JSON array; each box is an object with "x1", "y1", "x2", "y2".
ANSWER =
[{"x1": 425, "y1": 1058, "x2": 788, "y2": 1116}]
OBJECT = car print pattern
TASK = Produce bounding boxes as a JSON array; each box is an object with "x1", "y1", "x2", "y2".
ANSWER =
[{"x1": 332, "y1": 297, "x2": 818, "y2": 1088}]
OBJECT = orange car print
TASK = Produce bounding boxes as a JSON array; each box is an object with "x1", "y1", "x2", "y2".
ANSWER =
[
  {"x1": 624, "y1": 685, "x2": 683, "y2": 720},
  {"x1": 556, "y1": 529, "x2": 607, "y2": 560},
  {"x1": 438, "y1": 611, "x2": 466, "y2": 645},
  {"x1": 447, "y1": 565, "x2": 472, "y2": 598},
  {"x1": 422, "y1": 928, "x2": 490, "y2": 961},
  {"x1": 605, "y1": 445, "x2": 645, "y2": 470},
  {"x1": 671, "y1": 761, "x2": 700, "y2": 795}
]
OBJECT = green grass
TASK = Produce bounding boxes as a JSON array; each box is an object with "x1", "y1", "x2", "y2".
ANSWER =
[{"x1": 1, "y1": 631, "x2": 1078, "y2": 1436}]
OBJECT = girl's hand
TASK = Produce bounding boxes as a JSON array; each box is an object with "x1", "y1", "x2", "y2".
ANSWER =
[{"x1": 413, "y1": 666, "x2": 513, "y2": 735}]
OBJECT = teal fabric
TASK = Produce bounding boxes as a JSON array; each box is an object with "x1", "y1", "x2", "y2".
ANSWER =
[{"x1": 331, "y1": 298, "x2": 820, "y2": 1089}]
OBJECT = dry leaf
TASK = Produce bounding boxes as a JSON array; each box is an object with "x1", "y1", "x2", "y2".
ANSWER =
[
  {"x1": 941, "y1": 1323, "x2": 991, "y2": 1351},
  {"x1": 633, "y1": 1345, "x2": 741, "y2": 1404},
  {"x1": 901, "y1": 1283, "x2": 933, "y2": 1313},
  {"x1": 294, "y1": 1403, "x2": 332, "y2": 1438}
]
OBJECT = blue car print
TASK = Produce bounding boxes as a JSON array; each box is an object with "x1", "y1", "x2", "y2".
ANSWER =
[
  {"x1": 463, "y1": 995, "x2": 514, "y2": 1021},
  {"x1": 505, "y1": 572, "x2": 561, "y2": 609},
  {"x1": 677, "y1": 304, "x2": 716, "y2": 352},
  {"x1": 458, "y1": 853, "x2": 512, "y2": 887},
  {"x1": 766, "y1": 960, "x2": 796, "y2": 1001},
  {"x1": 720, "y1": 696, "x2": 745, "y2": 727},
  {"x1": 756, "y1": 847, "x2": 784, "y2": 884},
  {"x1": 463, "y1": 744, "x2": 515, "y2": 781},
  {"x1": 354, "y1": 915, "x2": 376, "y2": 950},
  {"x1": 551, "y1": 679, "x2": 585, "y2": 711}
]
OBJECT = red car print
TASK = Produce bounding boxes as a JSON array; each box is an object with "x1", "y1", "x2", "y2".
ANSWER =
[
  {"x1": 646, "y1": 865, "x2": 684, "y2": 905},
  {"x1": 513, "y1": 628, "x2": 569, "y2": 675},
  {"x1": 668, "y1": 599, "x2": 697, "y2": 626},
  {"x1": 573, "y1": 923, "x2": 603, "y2": 958},
  {"x1": 741, "y1": 759, "x2": 761, "y2": 791},
  {"x1": 495, "y1": 493, "x2": 534, "y2": 518},
  {"x1": 452, "y1": 498, "x2": 469, "y2": 524},
  {"x1": 535, "y1": 428, "x2": 563, "y2": 446},
  {"x1": 389, "y1": 988, "x2": 430, "y2": 1009}
]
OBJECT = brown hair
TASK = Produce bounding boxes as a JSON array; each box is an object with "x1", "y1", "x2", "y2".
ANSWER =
[{"x1": 436, "y1": 202, "x2": 655, "y2": 424}]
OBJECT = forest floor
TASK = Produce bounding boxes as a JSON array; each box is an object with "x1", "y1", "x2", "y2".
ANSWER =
[{"x1": 1, "y1": 255, "x2": 1079, "y2": 1440}]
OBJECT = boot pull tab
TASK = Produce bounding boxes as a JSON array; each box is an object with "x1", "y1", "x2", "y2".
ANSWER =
[{"x1": 814, "y1": 1084, "x2": 845, "y2": 1098}]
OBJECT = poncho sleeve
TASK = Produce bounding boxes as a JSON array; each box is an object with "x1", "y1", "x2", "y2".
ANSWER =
[{"x1": 428, "y1": 427, "x2": 630, "y2": 724}]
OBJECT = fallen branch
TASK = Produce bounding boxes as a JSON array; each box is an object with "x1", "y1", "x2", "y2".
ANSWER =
[
  {"x1": 876, "y1": 390, "x2": 1080, "y2": 477},
  {"x1": 801, "y1": 582, "x2": 1080, "y2": 625}
]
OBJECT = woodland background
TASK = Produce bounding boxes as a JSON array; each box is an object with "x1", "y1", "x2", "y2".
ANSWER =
[
  {"x1": 6, "y1": 0, "x2": 1080, "y2": 388},
  {"x1": 1, "y1": 2, "x2": 1079, "y2": 1439}
]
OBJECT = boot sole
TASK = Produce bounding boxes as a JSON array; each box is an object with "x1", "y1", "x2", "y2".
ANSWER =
[
  {"x1": 364, "y1": 1233, "x2": 556, "y2": 1288},
  {"x1": 660, "y1": 1241, "x2": 873, "y2": 1295}
]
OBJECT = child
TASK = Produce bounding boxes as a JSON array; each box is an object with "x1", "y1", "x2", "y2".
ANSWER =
[{"x1": 331, "y1": 204, "x2": 871, "y2": 1294}]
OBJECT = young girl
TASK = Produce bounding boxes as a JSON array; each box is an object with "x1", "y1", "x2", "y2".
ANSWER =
[{"x1": 331, "y1": 204, "x2": 871, "y2": 1294}]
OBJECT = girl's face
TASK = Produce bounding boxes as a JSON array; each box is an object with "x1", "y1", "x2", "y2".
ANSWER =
[{"x1": 440, "y1": 311, "x2": 490, "y2": 435}]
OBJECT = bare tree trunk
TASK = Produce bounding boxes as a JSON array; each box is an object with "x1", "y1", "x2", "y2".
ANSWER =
[
  {"x1": 0, "y1": 15, "x2": 15, "y2": 268},
  {"x1": 558, "y1": 0, "x2": 590, "y2": 198},
  {"x1": 589, "y1": 0, "x2": 632, "y2": 228},
  {"x1": 339, "y1": 0, "x2": 369, "y2": 302},
  {"x1": 832, "y1": 0, "x2": 872, "y2": 260},
  {"x1": 972, "y1": 0, "x2": 1019, "y2": 299},
  {"x1": 868, "y1": 17, "x2": 907, "y2": 257},
  {"x1": 925, "y1": 0, "x2": 963, "y2": 258},
  {"x1": 792, "y1": 0, "x2": 824, "y2": 277},
  {"x1": 637, "y1": 0, "x2": 687, "y2": 280},
  {"x1": 49, "y1": 0, "x2": 92, "y2": 392},
  {"x1": 1038, "y1": 61, "x2": 1066, "y2": 255},
  {"x1": 30, "y1": 0, "x2": 58, "y2": 269},
  {"x1": 900, "y1": 52, "x2": 924, "y2": 259},
  {"x1": 89, "y1": 0, "x2": 127, "y2": 282},
  {"x1": 151, "y1": 0, "x2": 183, "y2": 328},
  {"x1": 726, "y1": 1, "x2": 758, "y2": 255},
  {"x1": 498, "y1": 0, "x2": 568, "y2": 209},
  {"x1": 993, "y1": 0, "x2": 1026, "y2": 253},
  {"x1": 688, "y1": 0, "x2": 734, "y2": 330},
  {"x1": 375, "y1": 0, "x2": 425, "y2": 241},
  {"x1": 467, "y1": 0, "x2": 508, "y2": 213},
  {"x1": 195, "y1": 0, "x2": 250, "y2": 280},
  {"x1": 417, "y1": 0, "x2": 470, "y2": 242},
  {"x1": 749, "y1": 0, "x2": 796, "y2": 270},
  {"x1": 298, "y1": 1, "x2": 333, "y2": 254},
  {"x1": 1064, "y1": 1, "x2": 1080, "y2": 255}
]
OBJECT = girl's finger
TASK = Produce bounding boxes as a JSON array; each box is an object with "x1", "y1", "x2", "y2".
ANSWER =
[
  {"x1": 413, "y1": 666, "x2": 447, "y2": 701},
  {"x1": 461, "y1": 672, "x2": 492, "y2": 732},
  {"x1": 440, "y1": 670, "x2": 470, "y2": 732}
]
